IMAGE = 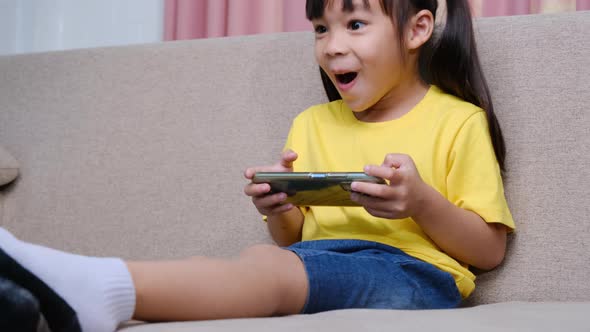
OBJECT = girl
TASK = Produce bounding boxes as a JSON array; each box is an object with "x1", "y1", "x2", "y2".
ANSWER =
[{"x1": 0, "y1": 0, "x2": 514, "y2": 331}]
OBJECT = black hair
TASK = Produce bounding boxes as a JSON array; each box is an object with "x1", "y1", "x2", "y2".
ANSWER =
[{"x1": 306, "y1": 0, "x2": 506, "y2": 172}]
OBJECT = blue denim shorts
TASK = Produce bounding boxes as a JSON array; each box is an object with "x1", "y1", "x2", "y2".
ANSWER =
[{"x1": 284, "y1": 239, "x2": 461, "y2": 313}]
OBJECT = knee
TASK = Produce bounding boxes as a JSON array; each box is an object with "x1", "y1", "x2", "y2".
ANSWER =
[
  {"x1": 237, "y1": 244, "x2": 286, "y2": 310},
  {"x1": 239, "y1": 244, "x2": 282, "y2": 263},
  {"x1": 238, "y1": 244, "x2": 307, "y2": 315}
]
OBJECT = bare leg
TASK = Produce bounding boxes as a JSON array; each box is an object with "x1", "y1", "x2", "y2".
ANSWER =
[{"x1": 127, "y1": 244, "x2": 308, "y2": 322}]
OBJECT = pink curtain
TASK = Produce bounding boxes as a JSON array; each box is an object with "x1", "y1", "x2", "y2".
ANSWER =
[
  {"x1": 475, "y1": 0, "x2": 590, "y2": 16},
  {"x1": 165, "y1": 0, "x2": 590, "y2": 40},
  {"x1": 481, "y1": 0, "x2": 542, "y2": 16},
  {"x1": 165, "y1": 0, "x2": 308, "y2": 40}
]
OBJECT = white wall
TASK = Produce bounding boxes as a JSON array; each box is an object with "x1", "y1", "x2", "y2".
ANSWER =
[{"x1": 0, "y1": 0, "x2": 165, "y2": 55}]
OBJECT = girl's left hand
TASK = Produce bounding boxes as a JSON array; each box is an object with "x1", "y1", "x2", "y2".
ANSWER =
[{"x1": 350, "y1": 153, "x2": 428, "y2": 220}]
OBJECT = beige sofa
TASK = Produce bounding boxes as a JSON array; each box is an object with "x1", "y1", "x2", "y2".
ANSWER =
[{"x1": 0, "y1": 11, "x2": 589, "y2": 331}]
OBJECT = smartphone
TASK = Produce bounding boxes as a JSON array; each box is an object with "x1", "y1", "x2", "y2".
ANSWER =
[{"x1": 252, "y1": 172, "x2": 386, "y2": 206}]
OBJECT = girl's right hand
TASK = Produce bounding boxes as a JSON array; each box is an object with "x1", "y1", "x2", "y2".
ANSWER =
[{"x1": 243, "y1": 149, "x2": 298, "y2": 216}]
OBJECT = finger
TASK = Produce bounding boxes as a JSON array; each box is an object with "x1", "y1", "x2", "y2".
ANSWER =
[
  {"x1": 268, "y1": 202, "x2": 295, "y2": 215},
  {"x1": 350, "y1": 191, "x2": 398, "y2": 213},
  {"x1": 246, "y1": 151, "x2": 298, "y2": 178},
  {"x1": 350, "y1": 191, "x2": 385, "y2": 208},
  {"x1": 244, "y1": 167, "x2": 256, "y2": 179},
  {"x1": 381, "y1": 153, "x2": 406, "y2": 169},
  {"x1": 253, "y1": 192, "x2": 288, "y2": 208},
  {"x1": 280, "y1": 149, "x2": 298, "y2": 169},
  {"x1": 244, "y1": 183, "x2": 271, "y2": 197},
  {"x1": 246, "y1": 164, "x2": 284, "y2": 177},
  {"x1": 363, "y1": 165, "x2": 396, "y2": 182},
  {"x1": 350, "y1": 181, "x2": 391, "y2": 199},
  {"x1": 363, "y1": 207, "x2": 394, "y2": 220},
  {"x1": 245, "y1": 166, "x2": 269, "y2": 179}
]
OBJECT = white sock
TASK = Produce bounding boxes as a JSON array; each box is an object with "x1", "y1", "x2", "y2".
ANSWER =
[{"x1": 0, "y1": 227, "x2": 136, "y2": 332}]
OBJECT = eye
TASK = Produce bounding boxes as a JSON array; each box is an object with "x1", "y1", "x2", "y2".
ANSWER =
[
  {"x1": 314, "y1": 25, "x2": 327, "y2": 34},
  {"x1": 348, "y1": 20, "x2": 366, "y2": 31}
]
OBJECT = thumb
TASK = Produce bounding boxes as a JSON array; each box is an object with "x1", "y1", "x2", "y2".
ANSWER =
[
  {"x1": 380, "y1": 154, "x2": 411, "y2": 184},
  {"x1": 244, "y1": 167, "x2": 258, "y2": 179},
  {"x1": 280, "y1": 149, "x2": 298, "y2": 169},
  {"x1": 381, "y1": 153, "x2": 405, "y2": 169}
]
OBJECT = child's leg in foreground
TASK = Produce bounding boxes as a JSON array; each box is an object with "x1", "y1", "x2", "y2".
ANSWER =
[
  {"x1": 128, "y1": 244, "x2": 308, "y2": 321},
  {"x1": 0, "y1": 227, "x2": 307, "y2": 331}
]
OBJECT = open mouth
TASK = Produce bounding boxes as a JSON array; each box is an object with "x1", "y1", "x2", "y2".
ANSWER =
[{"x1": 335, "y1": 72, "x2": 358, "y2": 85}]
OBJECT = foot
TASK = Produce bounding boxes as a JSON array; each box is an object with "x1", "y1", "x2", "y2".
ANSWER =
[{"x1": 0, "y1": 228, "x2": 135, "y2": 332}]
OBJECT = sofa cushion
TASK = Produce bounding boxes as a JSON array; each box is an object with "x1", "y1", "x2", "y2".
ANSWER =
[
  {"x1": 0, "y1": 145, "x2": 18, "y2": 186},
  {"x1": 118, "y1": 302, "x2": 590, "y2": 332}
]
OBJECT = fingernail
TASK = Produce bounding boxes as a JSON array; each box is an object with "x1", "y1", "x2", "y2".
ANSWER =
[{"x1": 364, "y1": 165, "x2": 370, "y2": 173}]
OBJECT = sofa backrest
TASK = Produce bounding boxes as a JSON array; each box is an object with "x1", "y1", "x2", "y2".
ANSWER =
[
  {"x1": 464, "y1": 11, "x2": 590, "y2": 305},
  {"x1": 0, "y1": 11, "x2": 589, "y2": 305},
  {"x1": 0, "y1": 32, "x2": 322, "y2": 260}
]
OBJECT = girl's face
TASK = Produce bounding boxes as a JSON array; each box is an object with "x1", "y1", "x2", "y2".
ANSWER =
[{"x1": 312, "y1": 0, "x2": 411, "y2": 113}]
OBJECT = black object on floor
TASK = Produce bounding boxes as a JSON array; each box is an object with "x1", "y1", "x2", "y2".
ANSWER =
[
  {"x1": 0, "y1": 276, "x2": 41, "y2": 332},
  {"x1": 0, "y1": 247, "x2": 81, "y2": 332}
]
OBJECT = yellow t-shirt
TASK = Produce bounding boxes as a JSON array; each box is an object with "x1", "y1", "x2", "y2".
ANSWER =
[{"x1": 283, "y1": 86, "x2": 515, "y2": 298}]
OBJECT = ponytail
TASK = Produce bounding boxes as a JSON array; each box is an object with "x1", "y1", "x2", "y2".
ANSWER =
[
  {"x1": 308, "y1": 0, "x2": 506, "y2": 172},
  {"x1": 422, "y1": 0, "x2": 506, "y2": 172}
]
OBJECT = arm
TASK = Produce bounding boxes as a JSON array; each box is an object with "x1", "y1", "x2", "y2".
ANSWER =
[
  {"x1": 266, "y1": 207, "x2": 304, "y2": 247},
  {"x1": 351, "y1": 153, "x2": 507, "y2": 271},
  {"x1": 411, "y1": 184, "x2": 507, "y2": 270}
]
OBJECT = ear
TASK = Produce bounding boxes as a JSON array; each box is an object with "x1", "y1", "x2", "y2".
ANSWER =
[{"x1": 405, "y1": 9, "x2": 434, "y2": 51}]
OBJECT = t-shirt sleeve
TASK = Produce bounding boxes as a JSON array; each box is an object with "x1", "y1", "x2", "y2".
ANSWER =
[{"x1": 446, "y1": 111, "x2": 515, "y2": 231}]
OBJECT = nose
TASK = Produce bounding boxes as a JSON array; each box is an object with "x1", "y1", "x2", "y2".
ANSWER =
[{"x1": 322, "y1": 32, "x2": 348, "y2": 57}]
